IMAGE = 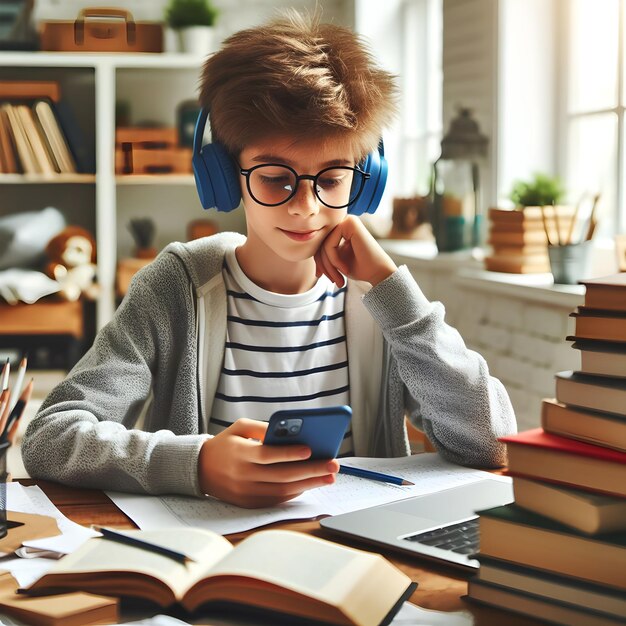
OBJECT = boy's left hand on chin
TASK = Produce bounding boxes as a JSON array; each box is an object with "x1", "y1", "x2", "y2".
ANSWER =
[{"x1": 315, "y1": 215, "x2": 398, "y2": 287}]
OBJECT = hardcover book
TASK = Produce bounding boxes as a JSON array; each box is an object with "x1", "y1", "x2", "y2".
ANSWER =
[
  {"x1": 499, "y1": 427, "x2": 626, "y2": 497},
  {"x1": 25, "y1": 527, "x2": 415, "y2": 626},
  {"x1": 476, "y1": 503, "x2": 626, "y2": 591},
  {"x1": 475, "y1": 556, "x2": 626, "y2": 620},
  {"x1": 467, "y1": 579, "x2": 622, "y2": 626},
  {"x1": 512, "y1": 476, "x2": 626, "y2": 534},
  {"x1": 569, "y1": 338, "x2": 626, "y2": 378},
  {"x1": 541, "y1": 398, "x2": 626, "y2": 452},
  {"x1": 570, "y1": 307, "x2": 626, "y2": 343},
  {"x1": 555, "y1": 370, "x2": 626, "y2": 417},
  {"x1": 579, "y1": 274, "x2": 626, "y2": 312}
]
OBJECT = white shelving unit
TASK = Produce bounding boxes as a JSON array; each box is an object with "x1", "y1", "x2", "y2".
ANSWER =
[{"x1": 0, "y1": 52, "x2": 246, "y2": 329}]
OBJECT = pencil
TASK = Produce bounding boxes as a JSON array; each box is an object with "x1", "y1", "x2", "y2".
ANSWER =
[
  {"x1": 8, "y1": 354, "x2": 27, "y2": 413},
  {"x1": 565, "y1": 194, "x2": 584, "y2": 245},
  {"x1": 0, "y1": 359, "x2": 9, "y2": 392},
  {"x1": 540, "y1": 206, "x2": 553, "y2": 246},
  {"x1": 92, "y1": 525, "x2": 196, "y2": 564},
  {"x1": 552, "y1": 203, "x2": 562, "y2": 246},
  {"x1": 2, "y1": 378, "x2": 33, "y2": 442},
  {"x1": 0, "y1": 390, "x2": 9, "y2": 435},
  {"x1": 339, "y1": 464, "x2": 414, "y2": 486}
]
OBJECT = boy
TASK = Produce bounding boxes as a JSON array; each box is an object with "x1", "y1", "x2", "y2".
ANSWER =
[{"x1": 23, "y1": 12, "x2": 516, "y2": 508}]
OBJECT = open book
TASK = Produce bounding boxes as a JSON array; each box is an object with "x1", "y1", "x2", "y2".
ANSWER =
[{"x1": 25, "y1": 528, "x2": 415, "y2": 626}]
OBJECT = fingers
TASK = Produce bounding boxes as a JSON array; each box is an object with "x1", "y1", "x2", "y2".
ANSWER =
[
  {"x1": 250, "y1": 473, "x2": 336, "y2": 497},
  {"x1": 250, "y1": 458, "x2": 339, "y2": 481},
  {"x1": 316, "y1": 244, "x2": 345, "y2": 287},
  {"x1": 227, "y1": 418, "x2": 268, "y2": 440}
]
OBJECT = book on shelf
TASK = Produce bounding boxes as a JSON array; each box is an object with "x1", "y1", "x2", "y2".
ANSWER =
[
  {"x1": 489, "y1": 244, "x2": 548, "y2": 257},
  {"x1": 0, "y1": 80, "x2": 90, "y2": 175},
  {"x1": 487, "y1": 230, "x2": 550, "y2": 246},
  {"x1": 570, "y1": 307, "x2": 626, "y2": 343},
  {"x1": 569, "y1": 338, "x2": 626, "y2": 378},
  {"x1": 15, "y1": 104, "x2": 56, "y2": 175},
  {"x1": 476, "y1": 503, "x2": 626, "y2": 591},
  {"x1": 512, "y1": 475, "x2": 626, "y2": 534},
  {"x1": 0, "y1": 106, "x2": 19, "y2": 173},
  {"x1": 33, "y1": 100, "x2": 77, "y2": 174},
  {"x1": 24, "y1": 527, "x2": 416, "y2": 626},
  {"x1": 488, "y1": 206, "x2": 576, "y2": 223},
  {"x1": 541, "y1": 397, "x2": 626, "y2": 452},
  {"x1": 484, "y1": 256, "x2": 550, "y2": 274},
  {"x1": 555, "y1": 370, "x2": 626, "y2": 417},
  {"x1": 579, "y1": 273, "x2": 626, "y2": 312},
  {"x1": 499, "y1": 428, "x2": 626, "y2": 497},
  {"x1": 474, "y1": 555, "x2": 626, "y2": 621},
  {"x1": 2, "y1": 102, "x2": 38, "y2": 174},
  {"x1": 467, "y1": 578, "x2": 622, "y2": 626}
]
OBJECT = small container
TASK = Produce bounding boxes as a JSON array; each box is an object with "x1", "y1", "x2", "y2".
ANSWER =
[
  {"x1": 0, "y1": 441, "x2": 10, "y2": 539},
  {"x1": 548, "y1": 242, "x2": 592, "y2": 285}
]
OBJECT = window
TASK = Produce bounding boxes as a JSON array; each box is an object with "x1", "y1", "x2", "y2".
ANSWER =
[
  {"x1": 354, "y1": 0, "x2": 442, "y2": 220},
  {"x1": 563, "y1": 0, "x2": 626, "y2": 235}
]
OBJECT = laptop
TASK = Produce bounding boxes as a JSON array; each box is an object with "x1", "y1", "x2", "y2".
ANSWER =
[{"x1": 319, "y1": 477, "x2": 513, "y2": 570}]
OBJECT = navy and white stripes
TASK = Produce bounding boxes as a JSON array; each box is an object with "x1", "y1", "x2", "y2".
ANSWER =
[{"x1": 208, "y1": 249, "x2": 353, "y2": 456}]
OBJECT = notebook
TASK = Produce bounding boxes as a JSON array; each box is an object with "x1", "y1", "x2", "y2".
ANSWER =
[{"x1": 320, "y1": 477, "x2": 513, "y2": 569}]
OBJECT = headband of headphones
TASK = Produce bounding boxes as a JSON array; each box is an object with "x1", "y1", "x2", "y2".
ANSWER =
[{"x1": 192, "y1": 109, "x2": 387, "y2": 216}]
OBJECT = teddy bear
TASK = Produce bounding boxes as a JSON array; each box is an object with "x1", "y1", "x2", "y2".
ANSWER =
[{"x1": 45, "y1": 226, "x2": 99, "y2": 301}]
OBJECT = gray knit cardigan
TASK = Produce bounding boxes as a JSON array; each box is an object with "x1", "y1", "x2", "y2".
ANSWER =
[{"x1": 22, "y1": 233, "x2": 517, "y2": 496}]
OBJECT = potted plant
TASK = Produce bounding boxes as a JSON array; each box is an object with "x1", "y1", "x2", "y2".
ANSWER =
[
  {"x1": 509, "y1": 172, "x2": 565, "y2": 208},
  {"x1": 164, "y1": 0, "x2": 218, "y2": 55}
]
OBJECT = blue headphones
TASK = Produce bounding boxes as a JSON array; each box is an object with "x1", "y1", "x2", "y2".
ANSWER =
[{"x1": 192, "y1": 109, "x2": 387, "y2": 216}]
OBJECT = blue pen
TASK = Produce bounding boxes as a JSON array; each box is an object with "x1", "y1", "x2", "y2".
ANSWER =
[{"x1": 339, "y1": 464, "x2": 414, "y2": 486}]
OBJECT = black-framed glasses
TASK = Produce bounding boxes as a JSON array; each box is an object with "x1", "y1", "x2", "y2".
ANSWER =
[{"x1": 239, "y1": 163, "x2": 370, "y2": 208}]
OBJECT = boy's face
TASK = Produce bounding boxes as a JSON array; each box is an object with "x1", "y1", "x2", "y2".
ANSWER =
[{"x1": 238, "y1": 136, "x2": 356, "y2": 265}]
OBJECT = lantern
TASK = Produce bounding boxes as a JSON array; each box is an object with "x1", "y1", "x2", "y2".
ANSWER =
[{"x1": 430, "y1": 108, "x2": 488, "y2": 252}]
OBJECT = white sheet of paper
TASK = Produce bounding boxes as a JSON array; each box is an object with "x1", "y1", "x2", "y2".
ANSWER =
[
  {"x1": 107, "y1": 453, "x2": 509, "y2": 535},
  {"x1": 6, "y1": 483, "x2": 98, "y2": 554}
]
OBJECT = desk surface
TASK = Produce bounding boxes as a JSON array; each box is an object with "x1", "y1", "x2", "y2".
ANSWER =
[{"x1": 28, "y1": 479, "x2": 540, "y2": 626}]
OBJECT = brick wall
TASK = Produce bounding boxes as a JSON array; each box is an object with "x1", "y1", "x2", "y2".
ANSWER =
[{"x1": 384, "y1": 243, "x2": 584, "y2": 432}]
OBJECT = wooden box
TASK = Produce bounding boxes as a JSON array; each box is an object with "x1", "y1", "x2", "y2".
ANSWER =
[{"x1": 40, "y1": 8, "x2": 163, "y2": 53}]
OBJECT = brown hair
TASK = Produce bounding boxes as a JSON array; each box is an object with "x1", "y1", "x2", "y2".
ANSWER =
[{"x1": 199, "y1": 10, "x2": 398, "y2": 160}]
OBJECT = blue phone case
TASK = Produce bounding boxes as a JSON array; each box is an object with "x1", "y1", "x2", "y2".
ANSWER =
[{"x1": 264, "y1": 406, "x2": 352, "y2": 460}]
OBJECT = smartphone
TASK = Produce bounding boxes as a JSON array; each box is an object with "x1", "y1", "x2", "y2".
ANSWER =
[{"x1": 263, "y1": 405, "x2": 352, "y2": 460}]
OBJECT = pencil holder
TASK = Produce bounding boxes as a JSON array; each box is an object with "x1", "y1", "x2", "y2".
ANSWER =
[
  {"x1": 0, "y1": 441, "x2": 9, "y2": 539},
  {"x1": 548, "y1": 242, "x2": 591, "y2": 285}
]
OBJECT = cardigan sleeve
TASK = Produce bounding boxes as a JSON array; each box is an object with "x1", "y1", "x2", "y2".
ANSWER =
[
  {"x1": 22, "y1": 253, "x2": 209, "y2": 496},
  {"x1": 362, "y1": 265, "x2": 517, "y2": 467}
]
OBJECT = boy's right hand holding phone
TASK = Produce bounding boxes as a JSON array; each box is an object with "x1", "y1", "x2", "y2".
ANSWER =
[{"x1": 198, "y1": 419, "x2": 339, "y2": 509}]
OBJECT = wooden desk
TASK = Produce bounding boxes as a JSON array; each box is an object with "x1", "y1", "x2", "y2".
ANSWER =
[{"x1": 28, "y1": 479, "x2": 539, "y2": 626}]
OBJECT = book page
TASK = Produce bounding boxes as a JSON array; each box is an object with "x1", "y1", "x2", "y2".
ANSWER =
[
  {"x1": 108, "y1": 453, "x2": 504, "y2": 535},
  {"x1": 204, "y1": 530, "x2": 380, "y2": 600},
  {"x1": 34, "y1": 528, "x2": 232, "y2": 600}
]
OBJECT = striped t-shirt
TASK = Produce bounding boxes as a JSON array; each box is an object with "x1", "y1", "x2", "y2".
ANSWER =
[{"x1": 208, "y1": 249, "x2": 354, "y2": 456}]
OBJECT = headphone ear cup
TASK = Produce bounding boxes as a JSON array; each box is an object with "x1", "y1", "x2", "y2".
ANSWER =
[
  {"x1": 349, "y1": 146, "x2": 388, "y2": 216},
  {"x1": 193, "y1": 141, "x2": 241, "y2": 212}
]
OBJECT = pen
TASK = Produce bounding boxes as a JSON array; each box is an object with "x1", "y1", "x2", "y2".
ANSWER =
[
  {"x1": 91, "y1": 525, "x2": 196, "y2": 564},
  {"x1": 339, "y1": 464, "x2": 414, "y2": 486}
]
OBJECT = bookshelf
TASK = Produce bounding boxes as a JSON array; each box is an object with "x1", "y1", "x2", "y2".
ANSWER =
[{"x1": 0, "y1": 52, "x2": 246, "y2": 331}]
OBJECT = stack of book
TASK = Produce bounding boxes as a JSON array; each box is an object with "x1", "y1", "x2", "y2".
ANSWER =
[
  {"x1": 467, "y1": 272, "x2": 626, "y2": 625},
  {"x1": 0, "y1": 81, "x2": 88, "y2": 176},
  {"x1": 485, "y1": 206, "x2": 575, "y2": 273}
]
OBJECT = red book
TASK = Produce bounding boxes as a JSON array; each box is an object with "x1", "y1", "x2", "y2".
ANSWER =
[{"x1": 499, "y1": 428, "x2": 626, "y2": 498}]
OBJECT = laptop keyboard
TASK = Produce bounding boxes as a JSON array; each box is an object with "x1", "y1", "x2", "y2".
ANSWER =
[{"x1": 402, "y1": 518, "x2": 479, "y2": 555}]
